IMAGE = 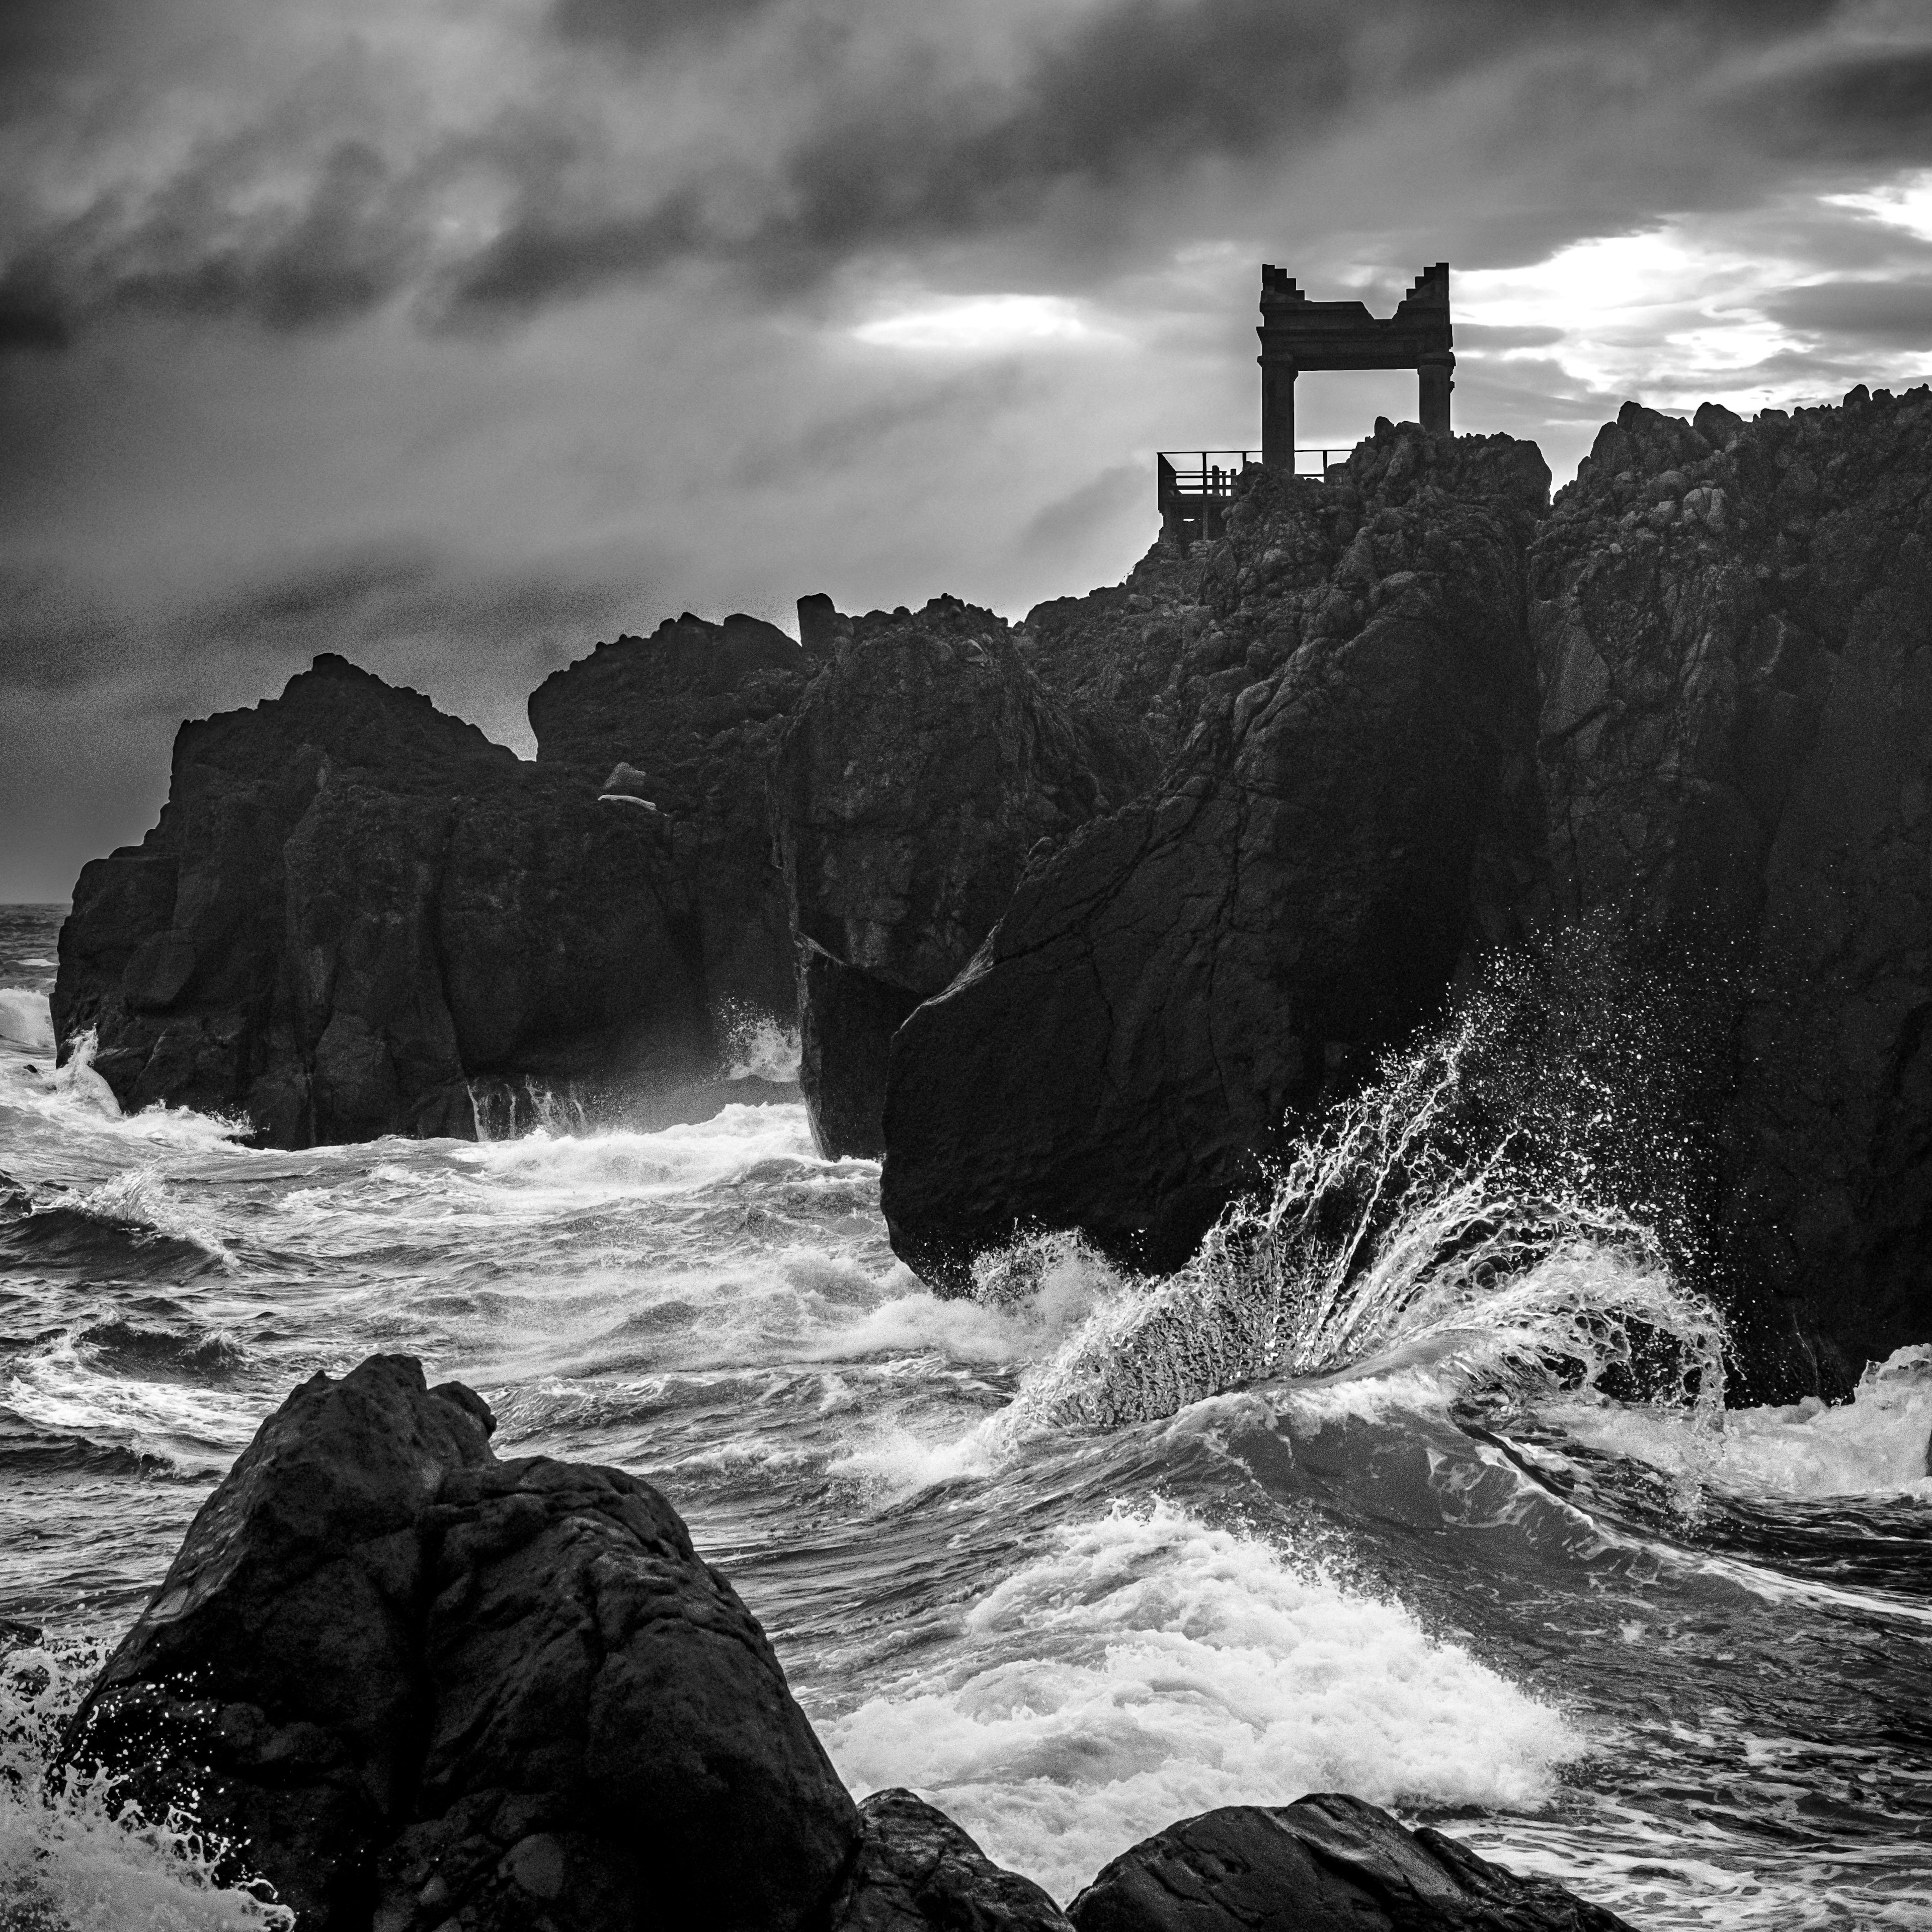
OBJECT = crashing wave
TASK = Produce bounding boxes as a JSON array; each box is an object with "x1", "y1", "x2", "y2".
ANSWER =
[{"x1": 994, "y1": 956, "x2": 1731, "y2": 1435}]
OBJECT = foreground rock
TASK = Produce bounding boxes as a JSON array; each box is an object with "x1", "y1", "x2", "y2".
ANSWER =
[
  {"x1": 772, "y1": 596, "x2": 1150, "y2": 1156},
  {"x1": 883, "y1": 424, "x2": 1551, "y2": 1281},
  {"x1": 1068, "y1": 1797, "x2": 1633, "y2": 1931},
  {"x1": 1529, "y1": 386, "x2": 1932, "y2": 1393},
  {"x1": 58, "y1": 1354, "x2": 1071, "y2": 1932}
]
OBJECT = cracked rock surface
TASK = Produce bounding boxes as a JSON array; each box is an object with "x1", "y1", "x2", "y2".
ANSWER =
[
  {"x1": 772, "y1": 595, "x2": 1150, "y2": 1157},
  {"x1": 881, "y1": 423, "x2": 1551, "y2": 1283}
]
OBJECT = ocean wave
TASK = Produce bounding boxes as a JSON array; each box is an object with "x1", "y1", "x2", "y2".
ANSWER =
[
  {"x1": 1, "y1": 1173, "x2": 236, "y2": 1274},
  {"x1": 1545, "y1": 1345, "x2": 1932, "y2": 1503},
  {"x1": 0, "y1": 989, "x2": 54, "y2": 1055},
  {"x1": 819, "y1": 1500, "x2": 1585, "y2": 1903},
  {"x1": 985, "y1": 984, "x2": 1728, "y2": 1439}
]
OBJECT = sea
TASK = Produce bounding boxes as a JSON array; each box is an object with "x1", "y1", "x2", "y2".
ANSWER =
[{"x1": 2, "y1": 898, "x2": 1929, "y2": 1930}]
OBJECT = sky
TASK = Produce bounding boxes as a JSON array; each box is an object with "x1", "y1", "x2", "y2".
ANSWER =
[{"x1": 3, "y1": 0, "x2": 1930, "y2": 900}]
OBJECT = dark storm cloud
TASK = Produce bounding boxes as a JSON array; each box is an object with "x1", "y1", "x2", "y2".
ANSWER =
[
  {"x1": 1766, "y1": 280, "x2": 1932, "y2": 349},
  {"x1": 550, "y1": 0, "x2": 784, "y2": 55},
  {"x1": 1738, "y1": 43, "x2": 1932, "y2": 163},
  {"x1": 0, "y1": 0, "x2": 1893, "y2": 348}
]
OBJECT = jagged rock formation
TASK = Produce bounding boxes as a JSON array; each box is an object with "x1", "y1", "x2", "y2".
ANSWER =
[
  {"x1": 54, "y1": 1356, "x2": 1107, "y2": 1932},
  {"x1": 1530, "y1": 385, "x2": 1932, "y2": 1393},
  {"x1": 883, "y1": 387, "x2": 1932, "y2": 1395},
  {"x1": 882, "y1": 424, "x2": 1552, "y2": 1281},
  {"x1": 1067, "y1": 1796, "x2": 1633, "y2": 1931},
  {"x1": 771, "y1": 596, "x2": 1151, "y2": 1157},
  {"x1": 54, "y1": 656, "x2": 714, "y2": 1145},
  {"x1": 529, "y1": 610, "x2": 823, "y2": 1026}
]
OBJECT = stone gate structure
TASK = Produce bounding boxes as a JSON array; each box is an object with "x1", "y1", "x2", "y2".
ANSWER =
[{"x1": 1258, "y1": 262, "x2": 1455, "y2": 463}]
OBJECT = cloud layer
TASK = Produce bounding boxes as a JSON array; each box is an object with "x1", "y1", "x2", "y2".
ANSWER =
[{"x1": 3, "y1": 0, "x2": 1930, "y2": 895}]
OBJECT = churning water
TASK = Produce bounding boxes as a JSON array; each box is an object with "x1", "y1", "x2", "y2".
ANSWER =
[{"x1": 2, "y1": 902, "x2": 1929, "y2": 1928}]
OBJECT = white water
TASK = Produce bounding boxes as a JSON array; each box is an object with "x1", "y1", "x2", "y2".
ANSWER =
[{"x1": 4, "y1": 909, "x2": 1931, "y2": 1928}]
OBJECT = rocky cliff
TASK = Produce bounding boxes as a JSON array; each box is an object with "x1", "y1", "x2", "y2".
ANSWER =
[
  {"x1": 528, "y1": 609, "x2": 821, "y2": 1026},
  {"x1": 1528, "y1": 385, "x2": 1932, "y2": 1393},
  {"x1": 882, "y1": 387, "x2": 1932, "y2": 1397},
  {"x1": 55, "y1": 655, "x2": 716, "y2": 1146},
  {"x1": 770, "y1": 595, "x2": 1152, "y2": 1157},
  {"x1": 882, "y1": 423, "x2": 1552, "y2": 1281}
]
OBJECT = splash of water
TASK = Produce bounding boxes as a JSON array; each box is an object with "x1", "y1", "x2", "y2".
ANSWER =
[
  {"x1": 0, "y1": 1633, "x2": 291, "y2": 1931},
  {"x1": 1000, "y1": 973, "x2": 1731, "y2": 1435}
]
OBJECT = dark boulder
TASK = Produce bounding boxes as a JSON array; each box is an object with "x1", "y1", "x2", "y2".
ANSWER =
[
  {"x1": 54, "y1": 654, "x2": 715, "y2": 1146},
  {"x1": 882, "y1": 426, "x2": 1551, "y2": 1283},
  {"x1": 1528, "y1": 386, "x2": 1932, "y2": 1394},
  {"x1": 1066, "y1": 1796, "x2": 1632, "y2": 1932},
  {"x1": 529, "y1": 609, "x2": 814, "y2": 1026},
  {"x1": 58, "y1": 1355, "x2": 499, "y2": 1929},
  {"x1": 772, "y1": 596, "x2": 1151, "y2": 1158},
  {"x1": 831, "y1": 1788, "x2": 1073, "y2": 1931},
  {"x1": 60, "y1": 1354, "x2": 862, "y2": 1932}
]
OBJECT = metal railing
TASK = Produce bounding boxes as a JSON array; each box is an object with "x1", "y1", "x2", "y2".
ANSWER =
[{"x1": 1157, "y1": 448, "x2": 1347, "y2": 495}]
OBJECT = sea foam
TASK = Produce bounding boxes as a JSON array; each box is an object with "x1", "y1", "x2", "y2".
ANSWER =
[{"x1": 821, "y1": 1501, "x2": 1584, "y2": 1902}]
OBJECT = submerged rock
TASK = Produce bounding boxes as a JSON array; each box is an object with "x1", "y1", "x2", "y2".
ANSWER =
[
  {"x1": 1067, "y1": 1796, "x2": 1633, "y2": 1931},
  {"x1": 882, "y1": 425, "x2": 1551, "y2": 1282},
  {"x1": 772, "y1": 595, "x2": 1150, "y2": 1157},
  {"x1": 59, "y1": 1355, "x2": 860, "y2": 1932}
]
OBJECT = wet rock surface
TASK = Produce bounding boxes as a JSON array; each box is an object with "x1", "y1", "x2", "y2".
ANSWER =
[
  {"x1": 882, "y1": 424, "x2": 1551, "y2": 1282},
  {"x1": 54, "y1": 656, "x2": 713, "y2": 1147},
  {"x1": 831, "y1": 1788, "x2": 1074, "y2": 1931},
  {"x1": 772, "y1": 595, "x2": 1149, "y2": 1157},
  {"x1": 59, "y1": 1354, "x2": 862, "y2": 1932},
  {"x1": 1529, "y1": 387, "x2": 1932, "y2": 1393},
  {"x1": 1066, "y1": 1796, "x2": 1633, "y2": 1932}
]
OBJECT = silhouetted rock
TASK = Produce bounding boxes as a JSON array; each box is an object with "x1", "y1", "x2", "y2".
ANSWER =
[
  {"x1": 55, "y1": 655, "x2": 714, "y2": 1146},
  {"x1": 58, "y1": 1356, "x2": 498, "y2": 1928},
  {"x1": 60, "y1": 1355, "x2": 861, "y2": 1932},
  {"x1": 529, "y1": 609, "x2": 812, "y2": 1025},
  {"x1": 1530, "y1": 385, "x2": 1932, "y2": 1393},
  {"x1": 1067, "y1": 1796, "x2": 1632, "y2": 1932},
  {"x1": 772, "y1": 595, "x2": 1151, "y2": 1157},
  {"x1": 831, "y1": 1788, "x2": 1073, "y2": 1931},
  {"x1": 882, "y1": 425, "x2": 1551, "y2": 1282}
]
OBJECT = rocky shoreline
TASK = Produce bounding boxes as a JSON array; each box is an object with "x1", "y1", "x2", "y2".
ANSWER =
[
  {"x1": 47, "y1": 1354, "x2": 1633, "y2": 1932},
  {"x1": 52, "y1": 386, "x2": 1932, "y2": 1397}
]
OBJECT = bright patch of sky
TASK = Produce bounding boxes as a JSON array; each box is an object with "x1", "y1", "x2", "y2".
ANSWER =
[
  {"x1": 853, "y1": 294, "x2": 1121, "y2": 352},
  {"x1": 1458, "y1": 181, "x2": 1932, "y2": 421},
  {"x1": 1824, "y1": 169, "x2": 1932, "y2": 246}
]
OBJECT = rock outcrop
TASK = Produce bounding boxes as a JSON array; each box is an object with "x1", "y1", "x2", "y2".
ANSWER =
[
  {"x1": 881, "y1": 424, "x2": 1552, "y2": 1282},
  {"x1": 529, "y1": 609, "x2": 822, "y2": 1028},
  {"x1": 54, "y1": 656, "x2": 715, "y2": 1146},
  {"x1": 53, "y1": 1356, "x2": 1137, "y2": 1932},
  {"x1": 771, "y1": 596, "x2": 1151, "y2": 1157},
  {"x1": 1067, "y1": 1796, "x2": 1633, "y2": 1931},
  {"x1": 833, "y1": 1788, "x2": 1073, "y2": 1931},
  {"x1": 1529, "y1": 386, "x2": 1932, "y2": 1393},
  {"x1": 59, "y1": 1355, "x2": 862, "y2": 1932}
]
